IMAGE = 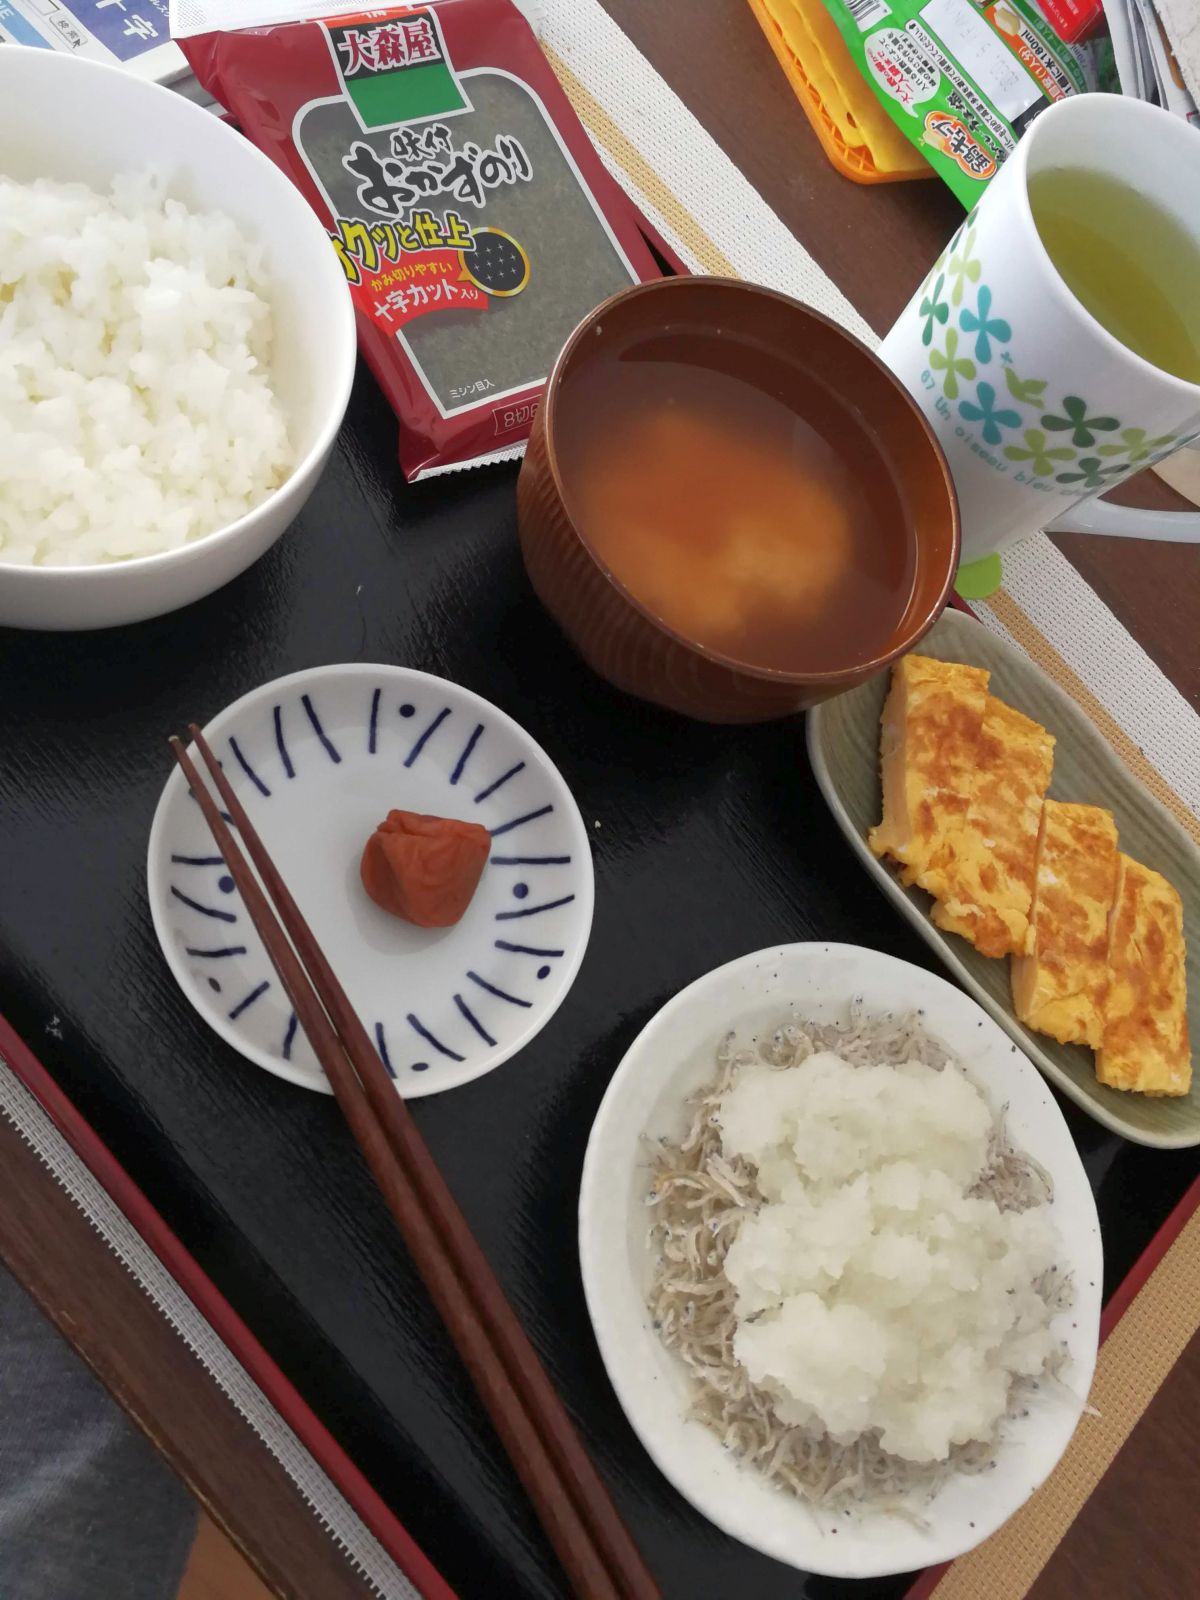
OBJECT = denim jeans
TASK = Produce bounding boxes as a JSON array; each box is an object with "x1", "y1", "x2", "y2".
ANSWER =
[{"x1": 0, "y1": 1265, "x2": 197, "y2": 1600}]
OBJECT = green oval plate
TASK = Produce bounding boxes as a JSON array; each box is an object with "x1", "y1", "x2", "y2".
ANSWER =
[{"x1": 807, "y1": 610, "x2": 1200, "y2": 1149}]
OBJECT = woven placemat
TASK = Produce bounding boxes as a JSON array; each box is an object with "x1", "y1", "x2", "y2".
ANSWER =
[{"x1": 909, "y1": 1189, "x2": 1200, "y2": 1600}]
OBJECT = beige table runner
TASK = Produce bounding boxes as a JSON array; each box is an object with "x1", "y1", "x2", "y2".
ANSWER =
[{"x1": 917, "y1": 1194, "x2": 1200, "y2": 1599}]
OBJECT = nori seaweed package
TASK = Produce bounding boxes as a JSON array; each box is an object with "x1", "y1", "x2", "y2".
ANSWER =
[{"x1": 183, "y1": 3, "x2": 661, "y2": 479}]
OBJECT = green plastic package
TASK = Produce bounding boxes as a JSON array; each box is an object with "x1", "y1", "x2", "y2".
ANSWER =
[{"x1": 817, "y1": 0, "x2": 1095, "y2": 205}]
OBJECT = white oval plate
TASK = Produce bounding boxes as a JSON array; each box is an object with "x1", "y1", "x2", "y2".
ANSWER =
[
  {"x1": 148, "y1": 664, "x2": 593, "y2": 1096},
  {"x1": 579, "y1": 943, "x2": 1102, "y2": 1579}
]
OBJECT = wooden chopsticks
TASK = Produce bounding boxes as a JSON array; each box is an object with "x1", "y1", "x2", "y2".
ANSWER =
[{"x1": 169, "y1": 726, "x2": 660, "y2": 1600}]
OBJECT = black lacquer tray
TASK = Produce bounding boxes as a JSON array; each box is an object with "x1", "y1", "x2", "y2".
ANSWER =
[{"x1": 2, "y1": 365, "x2": 1195, "y2": 1600}]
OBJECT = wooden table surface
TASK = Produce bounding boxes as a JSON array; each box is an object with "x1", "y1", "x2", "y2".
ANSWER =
[
  {"x1": 597, "y1": 5, "x2": 1200, "y2": 1597},
  {"x1": 1, "y1": 6, "x2": 1197, "y2": 1598}
]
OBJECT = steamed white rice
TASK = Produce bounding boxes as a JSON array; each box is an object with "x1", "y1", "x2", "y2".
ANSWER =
[{"x1": 0, "y1": 170, "x2": 290, "y2": 567}]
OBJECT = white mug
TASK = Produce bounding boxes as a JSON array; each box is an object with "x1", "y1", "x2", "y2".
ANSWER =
[{"x1": 880, "y1": 94, "x2": 1200, "y2": 564}]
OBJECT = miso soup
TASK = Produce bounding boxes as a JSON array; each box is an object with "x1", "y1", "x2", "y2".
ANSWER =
[{"x1": 555, "y1": 329, "x2": 916, "y2": 675}]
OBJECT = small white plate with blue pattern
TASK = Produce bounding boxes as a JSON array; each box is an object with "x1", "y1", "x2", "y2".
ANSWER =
[{"x1": 147, "y1": 664, "x2": 594, "y2": 1096}]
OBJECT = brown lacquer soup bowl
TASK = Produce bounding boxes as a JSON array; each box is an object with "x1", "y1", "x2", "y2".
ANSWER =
[{"x1": 516, "y1": 277, "x2": 960, "y2": 723}]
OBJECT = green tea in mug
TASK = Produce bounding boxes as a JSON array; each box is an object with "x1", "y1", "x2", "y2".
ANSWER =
[{"x1": 1027, "y1": 168, "x2": 1200, "y2": 385}]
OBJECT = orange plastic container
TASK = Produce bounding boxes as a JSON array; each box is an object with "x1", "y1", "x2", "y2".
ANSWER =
[{"x1": 747, "y1": 0, "x2": 932, "y2": 185}]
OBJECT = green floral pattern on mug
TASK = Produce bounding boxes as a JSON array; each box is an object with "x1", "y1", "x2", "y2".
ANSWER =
[
  {"x1": 959, "y1": 286, "x2": 1011, "y2": 364},
  {"x1": 920, "y1": 274, "x2": 950, "y2": 346},
  {"x1": 1002, "y1": 366, "x2": 1047, "y2": 406},
  {"x1": 1041, "y1": 396, "x2": 1120, "y2": 448},
  {"x1": 1003, "y1": 429, "x2": 1075, "y2": 476},
  {"x1": 947, "y1": 229, "x2": 981, "y2": 307},
  {"x1": 920, "y1": 220, "x2": 965, "y2": 296},
  {"x1": 930, "y1": 327, "x2": 975, "y2": 399},
  {"x1": 1095, "y1": 426, "x2": 1177, "y2": 462},
  {"x1": 915, "y1": 239, "x2": 1179, "y2": 490},
  {"x1": 959, "y1": 381, "x2": 1021, "y2": 445},
  {"x1": 921, "y1": 246, "x2": 951, "y2": 298},
  {"x1": 1055, "y1": 456, "x2": 1129, "y2": 489}
]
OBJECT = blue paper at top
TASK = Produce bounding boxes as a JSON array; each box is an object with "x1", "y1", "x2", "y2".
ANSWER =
[
  {"x1": 0, "y1": 2, "x2": 49, "y2": 47},
  {"x1": 63, "y1": 0, "x2": 169, "y2": 61}
]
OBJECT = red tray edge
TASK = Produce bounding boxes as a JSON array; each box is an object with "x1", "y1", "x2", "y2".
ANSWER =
[{"x1": 0, "y1": 1010, "x2": 459, "y2": 1600}]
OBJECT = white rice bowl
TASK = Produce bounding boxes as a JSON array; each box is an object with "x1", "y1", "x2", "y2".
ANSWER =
[{"x1": 0, "y1": 170, "x2": 290, "y2": 567}]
